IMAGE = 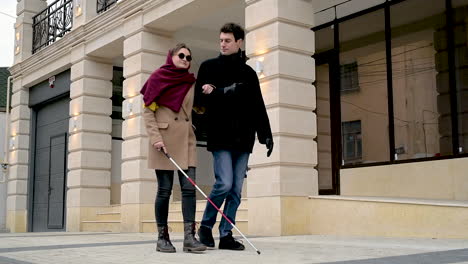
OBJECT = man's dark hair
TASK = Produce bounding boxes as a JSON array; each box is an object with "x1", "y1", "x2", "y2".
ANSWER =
[{"x1": 220, "y1": 23, "x2": 245, "y2": 41}]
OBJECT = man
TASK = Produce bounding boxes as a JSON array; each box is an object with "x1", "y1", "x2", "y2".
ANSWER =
[{"x1": 194, "y1": 23, "x2": 273, "y2": 250}]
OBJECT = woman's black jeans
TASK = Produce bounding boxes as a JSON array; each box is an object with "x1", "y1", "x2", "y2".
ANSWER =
[{"x1": 155, "y1": 167, "x2": 196, "y2": 226}]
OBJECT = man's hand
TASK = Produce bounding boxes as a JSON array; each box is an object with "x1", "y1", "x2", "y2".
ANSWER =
[
  {"x1": 202, "y1": 84, "x2": 215, "y2": 94},
  {"x1": 266, "y1": 138, "x2": 274, "y2": 157},
  {"x1": 153, "y1": 141, "x2": 167, "y2": 154}
]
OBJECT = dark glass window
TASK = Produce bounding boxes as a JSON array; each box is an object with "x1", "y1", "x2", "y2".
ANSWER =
[
  {"x1": 111, "y1": 67, "x2": 124, "y2": 120},
  {"x1": 314, "y1": 0, "x2": 467, "y2": 171},
  {"x1": 452, "y1": 0, "x2": 468, "y2": 154},
  {"x1": 340, "y1": 62, "x2": 360, "y2": 92},
  {"x1": 342, "y1": 120, "x2": 362, "y2": 164},
  {"x1": 340, "y1": 9, "x2": 389, "y2": 164},
  {"x1": 391, "y1": 0, "x2": 449, "y2": 160},
  {"x1": 111, "y1": 67, "x2": 124, "y2": 139}
]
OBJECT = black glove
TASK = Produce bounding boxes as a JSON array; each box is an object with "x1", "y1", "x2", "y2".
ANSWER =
[{"x1": 266, "y1": 138, "x2": 274, "y2": 157}]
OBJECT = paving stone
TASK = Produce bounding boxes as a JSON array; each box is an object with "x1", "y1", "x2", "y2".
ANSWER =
[{"x1": 1, "y1": 233, "x2": 468, "y2": 264}]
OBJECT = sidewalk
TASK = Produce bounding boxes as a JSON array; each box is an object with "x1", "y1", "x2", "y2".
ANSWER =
[{"x1": 1, "y1": 232, "x2": 468, "y2": 264}]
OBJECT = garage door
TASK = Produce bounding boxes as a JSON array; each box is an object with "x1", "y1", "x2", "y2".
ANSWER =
[{"x1": 32, "y1": 96, "x2": 69, "y2": 232}]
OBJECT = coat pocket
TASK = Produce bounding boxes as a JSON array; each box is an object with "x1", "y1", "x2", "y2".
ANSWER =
[{"x1": 157, "y1": 122, "x2": 169, "y2": 129}]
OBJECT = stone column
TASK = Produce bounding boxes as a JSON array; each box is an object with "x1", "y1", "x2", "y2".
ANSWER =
[
  {"x1": 120, "y1": 13, "x2": 173, "y2": 232},
  {"x1": 6, "y1": 0, "x2": 46, "y2": 233},
  {"x1": 6, "y1": 78, "x2": 31, "y2": 232},
  {"x1": 66, "y1": 44, "x2": 113, "y2": 231},
  {"x1": 72, "y1": 0, "x2": 98, "y2": 29},
  {"x1": 245, "y1": 0, "x2": 318, "y2": 236},
  {"x1": 14, "y1": 0, "x2": 47, "y2": 64}
]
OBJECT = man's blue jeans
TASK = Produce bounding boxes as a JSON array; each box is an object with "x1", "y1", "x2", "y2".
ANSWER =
[{"x1": 200, "y1": 150, "x2": 250, "y2": 238}]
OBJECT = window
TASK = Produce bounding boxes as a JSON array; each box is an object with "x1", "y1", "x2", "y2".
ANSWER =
[
  {"x1": 452, "y1": 0, "x2": 468, "y2": 154},
  {"x1": 342, "y1": 121, "x2": 362, "y2": 164},
  {"x1": 340, "y1": 62, "x2": 360, "y2": 92},
  {"x1": 111, "y1": 67, "x2": 124, "y2": 121},
  {"x1": 340, "y1": 9, "x2": 389, "y2": 164},
  {"x1": 111, "y1": 67, "x2": 124, "y2": 139},
  {"x1": 313, "y1": 0, "x2": 467, "y2": 168},
  {"x1": 391, "y1": 0, "x2": 450, "y2": 160}
]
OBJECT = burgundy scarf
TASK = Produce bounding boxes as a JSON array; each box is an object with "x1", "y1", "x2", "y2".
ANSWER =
[{"x1": 140, "y1": 51, "x2": 196, "y2": 112}]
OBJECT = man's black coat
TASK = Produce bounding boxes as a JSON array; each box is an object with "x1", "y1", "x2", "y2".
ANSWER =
[{"x1": 194, "y1": 51, "x2": 272, "y2": 153}]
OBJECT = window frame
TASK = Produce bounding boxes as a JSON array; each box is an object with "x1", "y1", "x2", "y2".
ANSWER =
[
  {"x1": 312, "y1": 0, "x2": 468, "y2": 172},
  {"x1": 342, "y1": 120, "x2": 363, "y2": 164}
]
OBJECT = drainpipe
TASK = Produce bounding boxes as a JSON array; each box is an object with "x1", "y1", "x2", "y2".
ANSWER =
[{"x1": 1, "y1": 76, "x2": 12, "y2": 183}]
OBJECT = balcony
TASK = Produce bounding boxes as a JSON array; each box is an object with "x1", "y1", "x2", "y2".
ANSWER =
[
  {"x1": 97, "y1": 0, "x2": 120, "y2": 13},
  {"x1": 32, "y1": 0, "x2": 73, "y2": 54}
]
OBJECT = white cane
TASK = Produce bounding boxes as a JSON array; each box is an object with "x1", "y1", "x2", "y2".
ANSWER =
[{"x1": 162, "y1": 151, "x2": 261, "y2": 255}]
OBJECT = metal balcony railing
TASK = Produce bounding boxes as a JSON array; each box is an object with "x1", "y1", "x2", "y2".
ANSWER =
[
  {"x1": 97, "y1": 0, "x2": 120, "y2": 13},
  {"x1": 32, "y1": 0, "x2": 73, "y2": 54}
]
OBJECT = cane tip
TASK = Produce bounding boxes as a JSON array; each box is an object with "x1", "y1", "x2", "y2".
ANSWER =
[{"x1": 257, "y1": 250, "x2": 261, "y2": 255}]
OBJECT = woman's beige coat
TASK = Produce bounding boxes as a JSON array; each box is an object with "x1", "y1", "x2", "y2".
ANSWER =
[{"x1": 142, "y1": 86, "x2": 197, "y2": 170}]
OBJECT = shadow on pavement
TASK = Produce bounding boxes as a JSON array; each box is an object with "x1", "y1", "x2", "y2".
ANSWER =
[{"x1": 321, "y1": 248, "x2": 468, "y2": 264}]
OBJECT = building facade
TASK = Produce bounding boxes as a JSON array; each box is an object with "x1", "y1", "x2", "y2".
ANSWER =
[
  {"x1": 4, "y1": 0, "x2": 468, "y2": 237},
  {"x1": 0, "y1": 68, "x2": 10, "y2": 232}
]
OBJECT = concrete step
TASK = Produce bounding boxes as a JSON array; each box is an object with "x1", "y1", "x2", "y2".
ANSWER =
[
  {"x1": 95, "y1": 212, "x2": 121, "y2": 221},
  {"x1": 308, "y1": 195, "x2": 468, "y2": 239},
  {"x1": 168, "y1": 198, "x2": 248, "y2": 211},
  {"x1": 144, "y1": 198, "x2": 249, "y2": 233},
  {"x1": 167, "y1": 208, "x2": 248, "y2": 222},
  {"x1": 81, "y1": 221, "x2": 121, "y2": 232},
  {"x1": 141, "y1": 219, "x2": 248, "y2": 234},
  {"x1": 108, "y1": 204, "x2": 121, "y2": 213}
]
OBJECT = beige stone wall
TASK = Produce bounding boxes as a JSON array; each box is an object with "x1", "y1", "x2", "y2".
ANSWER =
[
  {"x1": 7, "y1": 78, "x2": 30, "y2": 232},
  {"x1": 341, "y1": 157, "x2": 468, "y2": 200},
  {"x1": 245, "y1": 0, "x2": 318, "y2": 236},
  {"x1": 120, "y1": 11, "x2": 174, "y2": 231},
  {"x1": 13, "y1": 0, "x2": 47, "y2": 64},
  {"x1": 67, "y1": 43, "x2": 113, "y2": 231},
  {"x1": 7, "y1": 80, "x2": 31, "y2": 233},
  {"x1": 6, "y1": 0, "x2": 47, "y2": 233},
  {"x1": 308, "y1": 196, "x2": 468, "y2": 239}
]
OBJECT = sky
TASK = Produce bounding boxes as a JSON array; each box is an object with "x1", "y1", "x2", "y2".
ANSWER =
[
  {"x1": 0, "y1": 0, "x2": 17, "y2": 67},
  {"x1": 0, "y1": 0, "x2": 56, "y2": 67}
]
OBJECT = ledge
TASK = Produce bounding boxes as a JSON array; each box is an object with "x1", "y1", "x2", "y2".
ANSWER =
[{"x1": 308, "y1": 195, "x2": 468, "y2": 208}]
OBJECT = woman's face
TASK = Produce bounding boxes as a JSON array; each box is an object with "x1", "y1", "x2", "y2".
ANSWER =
[{"x1": 172, "y1": 48, "x2": 191, "y2": 69}]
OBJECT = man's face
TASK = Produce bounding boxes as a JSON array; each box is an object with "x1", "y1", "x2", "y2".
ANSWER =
[{"x1": 220, "y1": 32, "x2": 243, "y2": 56}]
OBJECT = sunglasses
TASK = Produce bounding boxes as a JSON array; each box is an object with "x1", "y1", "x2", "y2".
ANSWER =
[{"x1": 178, "y1": 53, "x2": 192, "y2": 62}]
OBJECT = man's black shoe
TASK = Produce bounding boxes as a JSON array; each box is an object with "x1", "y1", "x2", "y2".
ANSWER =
[
  {"x1": 197, "y1": 225, "x2": 215, "y2": 248},
  {"x1": 218, "y1": 231, "x2": 245, "y2": 251}
]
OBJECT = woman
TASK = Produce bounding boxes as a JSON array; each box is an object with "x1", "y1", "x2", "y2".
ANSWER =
[{"x1": 141, "y1": 43, "x2": 206, "y2": 253}]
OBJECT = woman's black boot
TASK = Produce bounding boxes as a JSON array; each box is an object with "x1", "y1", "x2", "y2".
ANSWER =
[
  {"x1": 156, "y1": 225, "x2": 176, "y2": 253},
  {"x1": 183, "y1": 222, "x2": 207, "y2": 253}
]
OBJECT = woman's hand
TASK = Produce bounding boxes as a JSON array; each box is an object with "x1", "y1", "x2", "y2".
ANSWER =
[
  {"x1": 153, "y1": 141, "x2": 167, "y2": 154},
  {"x1": 202, "y1": 84, "x2": 215, "y2": 94}
]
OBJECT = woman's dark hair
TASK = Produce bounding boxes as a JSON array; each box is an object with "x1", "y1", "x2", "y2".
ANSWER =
[
  {"x1": 170, "y1": 43, "x2": 192, "y2": 56},
  {"x1": 220, "y1": 23, "x2": 245, "y2": 41}
]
